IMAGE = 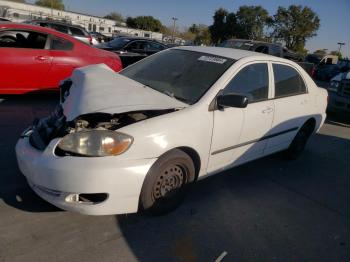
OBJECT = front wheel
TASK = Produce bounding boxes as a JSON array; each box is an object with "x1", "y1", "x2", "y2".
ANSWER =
[{"x1": 140, "y1": 149, "x2": 195, "y2": 215}]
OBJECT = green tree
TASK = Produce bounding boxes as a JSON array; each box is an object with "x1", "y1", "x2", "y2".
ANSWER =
[
  {"x1": 271, "y1": 5, "x2": 320, "y2": 53},
  {"x1": 329, "y1": 50, "x2": 342, "y2": 59},
  {"x1": 7, "y1": 0, "x2": 26, "y2": 3},
  {"x1": 35, "y1": 0, "x2": 65, "y2": 10},
  {"x1": 187, "y1": 24, "x2": 211, "y2": 45},
  {"x1": 126, "y1": 16, "x2": 163, "y2": 32},
  {"x1": 209, "y1": 8, "x2": 228, "y2": 44},
  {"x1": 194, "y1": 25, "x2": 211, "y2": 45},
  {"x1": 236, "y1": 5, "x2": 270, "y2": 40},
  {"x1": 189, "y1": 24, "x2": 200, "y2": 34},
  {"x1": 313, "y1": 49, "x2": 327, "y2": 57},
  {"x1": 104, "y1": 12, "x2": 124, "y2": 23}
]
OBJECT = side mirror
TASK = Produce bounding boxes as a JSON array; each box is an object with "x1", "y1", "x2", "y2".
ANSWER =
[{"x1": 217, "y1": 94, "x2": 248, "y2": 109}]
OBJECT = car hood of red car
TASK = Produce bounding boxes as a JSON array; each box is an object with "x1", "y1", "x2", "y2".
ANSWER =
[{"x1": 62, "y1": 64, "x2": 188, "y2": 121}]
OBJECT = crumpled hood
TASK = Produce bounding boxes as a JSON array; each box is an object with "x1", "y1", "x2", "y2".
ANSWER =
[{"x1": 62, "y1": 64, "x2": 188, "y2": 121}]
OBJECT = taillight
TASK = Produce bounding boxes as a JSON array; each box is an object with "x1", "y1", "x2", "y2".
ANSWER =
[
  {"x1": 115, "y1": 57, "x2": 122, "y2": 71},
  {"x1": 88, "y1": 36, "x2": 93, "y2": 45}
]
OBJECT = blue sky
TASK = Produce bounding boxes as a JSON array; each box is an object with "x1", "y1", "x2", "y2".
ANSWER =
[{"x1": 27, "y1": 0, "x2": 350, "y2": 57}]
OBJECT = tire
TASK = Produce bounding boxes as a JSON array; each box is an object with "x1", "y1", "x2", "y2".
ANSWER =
[
  {"x1": 284, "y1": 124, "x2": 313, "y2": 160},
  {"x1": 140, "y1": 149, "x2": 195, "y2": 215}
]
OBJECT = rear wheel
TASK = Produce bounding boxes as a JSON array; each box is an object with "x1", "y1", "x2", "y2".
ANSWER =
[
  {"x1": 284, "y1": 123, "x2": 314, "y2": 160},
  {"x1": 140, "y1": 149, "x2": 195, "y2": 215}
]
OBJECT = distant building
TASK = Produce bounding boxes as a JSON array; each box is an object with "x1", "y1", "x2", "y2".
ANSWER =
[{"x1": 0, "y1": 0, "x2": 163, "y2": 40}]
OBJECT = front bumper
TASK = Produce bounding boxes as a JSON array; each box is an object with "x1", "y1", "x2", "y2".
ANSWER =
[
  {"x1": 15, "y1": 137, "x2": 157, "y2": 215},
  {"x1": 327, "y1": 91, "x2": 350, "y2": 113}
]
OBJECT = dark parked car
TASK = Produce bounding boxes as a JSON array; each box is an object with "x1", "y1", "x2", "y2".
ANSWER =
[
  {"x1": 315, "y1": 59, "x2": 350, "y2": 81},
  {"x1": 219, "y1": 39, "x2": 315, "y2": 75},
  {"x1": 26, "y1": 20, "x2": 92, "y2": 45},
  {"x1": 328, "y1": 71, "x2": 350, "y2": 114},
  {"x1": 96, "y1": 37, "x2": 168, "y2": 67},
  {"x1": 90, "y1": 31, "x2": 111, "y2": 44},
  {"x1": 219, "y1": 39, "x2": 303, "y2": 61}
]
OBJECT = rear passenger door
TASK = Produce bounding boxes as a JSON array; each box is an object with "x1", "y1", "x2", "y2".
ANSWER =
[
  {"x1": 45, "y1": 35, "x2": 77, "y2": 89},
  {"x1": 265, "y1": 63, "x2": 309, "y2": 155}
]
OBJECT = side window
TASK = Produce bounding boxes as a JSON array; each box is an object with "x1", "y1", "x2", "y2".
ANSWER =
[
  {"x1": 145, "y1": 42, "x2": 165, "y2": 51},
  {"x1": 273, "y1": 64, "x2": 307, "y2": 98},
  {"x1": 50, "y1": 24, "x2": 69, "y2": 34},
  {"x1": 0, "y1": 30, "x2": 47, "y2": 49},
  {"x1": 50, "y1": 36, "x2": 73, "y2": 51},
  {"x1": 69, "y1": 27, "x2": 85, "y2": 36},
  {"x1": 223, "y1": 63, "x2": 269, "y2": 103},
  {"x1": 270, "y1": 45, "x2": 282, "y2": 57},
  {"x1": 255, "y1": 45, "x2": 268, "y2": 54},
  {"x1": 125, "y1": 41, "x2": 143, "y2": 51}
]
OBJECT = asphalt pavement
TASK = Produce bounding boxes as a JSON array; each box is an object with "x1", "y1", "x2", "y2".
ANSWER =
[{"x1": 0, "y1": 94, "x2": 349, "y2": 262}]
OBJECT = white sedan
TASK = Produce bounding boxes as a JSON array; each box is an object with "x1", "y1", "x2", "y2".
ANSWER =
[{"x1": 16, "y1": 46, "x2": 327, "y2": 215}]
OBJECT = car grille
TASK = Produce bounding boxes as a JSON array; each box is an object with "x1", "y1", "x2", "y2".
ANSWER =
[{"x1": 340, "y1": 80, "x2": 350, "y2": 98}]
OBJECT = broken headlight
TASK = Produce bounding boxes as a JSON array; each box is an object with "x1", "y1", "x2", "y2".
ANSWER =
[{"x1": 57, "y1": 130, "x2": 133, "y2": 157}]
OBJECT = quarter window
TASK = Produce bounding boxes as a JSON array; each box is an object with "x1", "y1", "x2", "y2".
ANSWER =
[
  {"x1": 69, "y1": 27, "x2": 85, "y2": 36},
  {"x1": 273, "y1": 64, "x2": 306, "y2": 98},
  {"x1": 223, "y1": 63, "x2": 269, "y2": 103},
  {"x1": 50, "y1": 36, "x2": 73, "y2": 51},
  {"x1": 50, "y1": 24, "x2": 69, "y2": 34}
]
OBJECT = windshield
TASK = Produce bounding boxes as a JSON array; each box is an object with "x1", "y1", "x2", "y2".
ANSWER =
[
  {"x1": 120, "y1": 49, "x2": 235, "y2": 104},
  {"x1": 107, "y1": 37, "x2": 131, "y2": 48},
  {"x1": 219, "y1": 40, "x2": 253, "y2": 50}
]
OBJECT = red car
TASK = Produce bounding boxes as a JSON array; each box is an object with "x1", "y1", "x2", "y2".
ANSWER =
[{"x1": 0, "y1": 23, "x2": 122, "y2": 94}]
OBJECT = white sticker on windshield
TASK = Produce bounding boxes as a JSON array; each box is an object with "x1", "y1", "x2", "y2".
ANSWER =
[{"x1": 198, "y1": 56, "x2": 227, "y2": 64}]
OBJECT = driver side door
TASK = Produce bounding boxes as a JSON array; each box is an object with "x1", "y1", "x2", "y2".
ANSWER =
[{"x1": 207, "y1": 62, "x2": 274, "y2": 173}]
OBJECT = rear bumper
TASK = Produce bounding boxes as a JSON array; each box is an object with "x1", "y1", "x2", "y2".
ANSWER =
[
  {"x1": 328, "y1": 92, "x2": 350, "y2": 113},
  {"x1": 15, "y1": 137, "x2": 157, "y2": 215}
]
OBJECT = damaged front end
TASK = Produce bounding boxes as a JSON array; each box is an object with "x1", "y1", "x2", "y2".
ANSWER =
[
  {"x1": 24, "y1": 64, "x2": 188, "y2": 157},
  {"x1": 26, "y1": 104, "x2": 176, "y2": 156}
]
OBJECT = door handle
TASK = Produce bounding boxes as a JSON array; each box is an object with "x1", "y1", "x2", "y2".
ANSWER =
[
  {"x1": 35, "y1": 56, "x2": 49, "y2": 61},
  {"x1": 262, "y1": 107, "x2": 274, "y2": 114}
]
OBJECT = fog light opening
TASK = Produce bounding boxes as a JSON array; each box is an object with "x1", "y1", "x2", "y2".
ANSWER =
[
  {"x1": 65, "y1": 193, "x2": 108, "y2": 204},
  {"x1": 79, "y1": 193, "x2": 108, "y2": 203}
]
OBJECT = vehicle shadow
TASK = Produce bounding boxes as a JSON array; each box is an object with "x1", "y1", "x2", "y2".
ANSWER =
[
  {"x1": 0, "y1": 92, "x2": 61, "y2": 212},
  {"x1": 114, "y1": 132, "x2": 350, "y2": 262}
]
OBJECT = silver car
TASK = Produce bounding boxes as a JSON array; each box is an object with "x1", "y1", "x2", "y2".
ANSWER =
[{"x1": 27, "y1": 20, "x2": 92, "y2": 45}]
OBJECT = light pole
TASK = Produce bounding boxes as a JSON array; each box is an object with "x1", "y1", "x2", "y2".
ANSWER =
[
  {"x1": 171, "y1": 17, "x2": 178, "y2": 43},
  {"x1": 50, "y1": 0, "x2": 53, "y2": 18},
  {"x1": 337, "y1": 42, "x2": 345, "y2": 53}
]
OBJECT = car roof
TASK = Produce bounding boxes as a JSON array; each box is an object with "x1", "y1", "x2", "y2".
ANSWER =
[
  {"x1": 174, "y1": 46, "x2": 272, "y2": 60},
  {"x1": 224, "y1": 39, "x2": 282, "y2": 46},
  {"x1": 118, "y1": 36, "x2": 166, "y2": 44},
  {"x1": 29, "y1": 20, "x2": 88, "y2": 32},
  {"x1": 0, "y1": 22, "x2": 83, "y2": 42}
]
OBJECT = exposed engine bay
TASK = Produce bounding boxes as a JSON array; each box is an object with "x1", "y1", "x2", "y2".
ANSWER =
[{"x1": 28, "y1": 105, "x2": 175, "y2": 152}]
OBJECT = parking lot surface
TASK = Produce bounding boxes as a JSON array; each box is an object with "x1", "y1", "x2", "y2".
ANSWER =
[{"x1": 0, "y1": 94, "x2": 349, "y2": 262}]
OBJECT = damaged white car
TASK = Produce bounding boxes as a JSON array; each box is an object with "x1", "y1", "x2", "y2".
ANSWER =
[{"x1": 16, "y1": 46, "x2": 327, "y2": 215}]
